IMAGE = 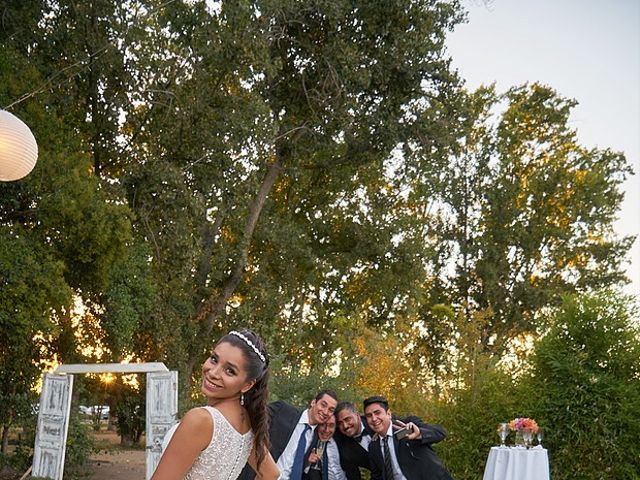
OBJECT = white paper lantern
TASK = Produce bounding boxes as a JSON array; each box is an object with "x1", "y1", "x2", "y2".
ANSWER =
[{"x1": 0, "y1": 109, "x2": 39, "y2": 182}]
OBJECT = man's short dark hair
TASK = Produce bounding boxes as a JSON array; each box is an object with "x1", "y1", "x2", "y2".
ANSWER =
[
  {"x1": 334, "y1": 401, "x2": 358, "y2": 417},
  {"x1": 363, "y1": 395, "x2": 389, "y2": 411},
  {"x1": 314, "y1": 389, "x2": 338, "y2": 403}
]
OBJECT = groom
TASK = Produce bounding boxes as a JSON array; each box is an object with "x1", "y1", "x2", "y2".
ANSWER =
[{"x1": 364, "y1": 395, "x2": 452, "y2": 480}]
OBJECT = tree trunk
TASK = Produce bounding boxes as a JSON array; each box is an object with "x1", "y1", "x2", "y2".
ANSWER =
[
  {"x1": 185, "y1": 158, "x2": 283, "y2": 383},
  {"x1": 1, "y1": 424, "x2": 9, "y2": 454}
]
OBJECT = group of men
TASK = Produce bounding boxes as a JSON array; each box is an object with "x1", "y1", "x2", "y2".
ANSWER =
[{"x1": 239, "y1": 390, "x2": 453, "y2": 480}]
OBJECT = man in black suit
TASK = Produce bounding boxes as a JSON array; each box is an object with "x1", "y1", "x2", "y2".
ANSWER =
[
  {"x1": 363, "y1": 395, "x2": 452, "y2": 480},
  {"x1": 303, "y1": 414, "x2": 348, "y2": 480},
  {"x1": 239, "y1": 389, "x2": 338, "y2": 480},
  {"x1": 333, "y1": 402, "x2": 373, "y2": 480}
]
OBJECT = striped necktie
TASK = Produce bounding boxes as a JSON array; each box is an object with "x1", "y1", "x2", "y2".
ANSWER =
[
  {"x1": 321, "y1": 444, "x2": 329, "y2": 480},
  {"x1": 382, "y1": 436, "x2": 395, "y2": 480}
]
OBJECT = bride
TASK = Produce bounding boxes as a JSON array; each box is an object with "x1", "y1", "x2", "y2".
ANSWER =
[{"x1": 151, "y1": 329, "x2": 279, "y2": 480}]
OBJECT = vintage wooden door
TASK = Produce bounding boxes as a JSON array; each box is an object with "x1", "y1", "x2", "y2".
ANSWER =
[
  {"x1": 145, "y1": 371, "x2": 178, "y2": 479},
  {"x1": 32, "y1": 373, "x2": 74, "y2": 480}
]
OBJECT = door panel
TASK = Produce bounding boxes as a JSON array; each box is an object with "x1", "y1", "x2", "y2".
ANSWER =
[
  {"x1": 32, "y1": 374, "x2": 73, "y2": 480},
  {"x1": 145, "y1": 371, "x2": 178, "y2": 479}
]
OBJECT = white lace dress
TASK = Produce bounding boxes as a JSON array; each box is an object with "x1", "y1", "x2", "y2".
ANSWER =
[{"x1": 161, "y1": 406, "x2": 254, "y2": 480}]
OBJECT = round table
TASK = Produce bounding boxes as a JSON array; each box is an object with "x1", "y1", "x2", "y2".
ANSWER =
[{"x1": 483, "y1": 446, "x2": 550, "y2": 480}]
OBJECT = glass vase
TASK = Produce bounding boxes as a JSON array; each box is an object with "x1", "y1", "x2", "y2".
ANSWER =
[{"x1": 514, "y1": 430, "x2": 525, "y2": 447}]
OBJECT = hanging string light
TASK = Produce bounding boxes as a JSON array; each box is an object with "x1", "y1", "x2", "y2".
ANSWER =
[{"x1": 0, "y1": 110, "x2": 38, "y2": 182}]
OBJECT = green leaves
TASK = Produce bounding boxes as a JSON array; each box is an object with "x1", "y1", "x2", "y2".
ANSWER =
[
  {"x1": 0, "y1": 6, "x2": 634, "y2": 466},
  {"x1": 529, "y1": 291, "x2": 640, "y2": 479},
  {"x1": 418, "y1": 83, "x2": 633, "y2": 365}
]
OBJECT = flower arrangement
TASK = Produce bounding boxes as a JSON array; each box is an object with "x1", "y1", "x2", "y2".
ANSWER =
[{"x1": 508, "y1": 417, "x2": 539, "y2": 434}]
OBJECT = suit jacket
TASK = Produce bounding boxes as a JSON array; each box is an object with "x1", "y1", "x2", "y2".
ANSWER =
[
  {"x1": 238, "y1": 400, "x2": 304, "y2": 480},
  {"x1": 334, "y1": 415, "x2": 373, "y2": 480},
  {"x1": 368, "y1": 416, "x2": 452, "y2": 480}
]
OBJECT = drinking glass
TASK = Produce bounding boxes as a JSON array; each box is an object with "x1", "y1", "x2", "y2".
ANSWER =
[
  {"x1": 497, "y1": 423, "x2": 509, "y2": 447},
  {"x1": 522, "y1": 428, "x2": 533, "y2": 448},
  {"x1": 536, "y1": 429, "x2": 544, "y2": 446},
  {"x1": 312, "y1": 440, "x2": 327, "y2": 470}
]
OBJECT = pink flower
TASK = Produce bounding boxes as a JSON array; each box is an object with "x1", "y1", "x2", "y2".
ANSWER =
[{"x1": 508, "y1": 417, "x2": 539, "y2": 434}]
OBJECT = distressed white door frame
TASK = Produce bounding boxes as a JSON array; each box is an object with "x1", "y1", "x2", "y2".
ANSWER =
[
  {"x1": 32, "y1": 363, "x2": 178, "y2": 480},
  {"x1": 32, "y1": 373, "x2": 73, "y2": 480},
  {"x1": 146, "y1": 371, "x2": 179, "y2": 479}
]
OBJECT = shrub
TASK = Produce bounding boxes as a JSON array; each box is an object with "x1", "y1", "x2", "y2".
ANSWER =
[
  {"x1": 115, "y1": 386, "x2": 145, "y2": 447},
  {"x1": 528, "y1": 291, "x2": 640, "y2": 480},
  {"x1": 429, "y1": 366, "x2": 533, "y2": 480}
]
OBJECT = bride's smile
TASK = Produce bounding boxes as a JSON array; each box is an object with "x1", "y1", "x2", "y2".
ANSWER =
[{"x1": 201, "y1": 342, "x2": 254, "y2": 401}]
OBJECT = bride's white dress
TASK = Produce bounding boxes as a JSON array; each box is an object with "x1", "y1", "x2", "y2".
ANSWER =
[{"x1": 161, "y1": 406, "x2": 254, "y2": 480}]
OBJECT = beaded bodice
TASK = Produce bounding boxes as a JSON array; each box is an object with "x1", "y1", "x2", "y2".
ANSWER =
[{"x1": 184, "y1": 406, "x2": 254, "y2": 480}]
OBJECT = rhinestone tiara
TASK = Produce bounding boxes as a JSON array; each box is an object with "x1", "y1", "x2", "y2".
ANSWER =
[{"x1": 229, "y1": 330, "x2": 266, "y2": 363}]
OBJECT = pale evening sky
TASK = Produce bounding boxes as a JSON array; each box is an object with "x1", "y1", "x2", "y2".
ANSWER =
[{"x1": 446, "y1": 0, "x2": 640, "y2": 297}]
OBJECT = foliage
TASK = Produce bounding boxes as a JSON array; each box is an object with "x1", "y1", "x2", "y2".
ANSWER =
[
  {"x1": 270, "y1": 354, "x2": 345, "y2": 409},
  {"x1": 527, "y1": 291, "x2": 640, "y2": 480},
  {"x1": 1, "y1": 1, "x2": 138, "y2": 456},
  {"x1": 0, "y1": 228, "x2": 71, "y2": 450},
  {"x1": 114, "y1": 383, "x2": 146, "y2": 446},
  {"x1": 1, "y1": 411, "x2": 95, "y2": 480},
  {"x1": 111, "y1": 0, "x2": 470, "y2": 391},
  {"x1": 0, "y1": 408, "x2": 37, "y2": 475},
  {"x1": 63, "y1": 414, "x2": 97, "y2": 479},
  {"x1": 425, "y1": 357, "x2": 534, "y2": 480},
  {"x1": 340, "y1": 327, "x2": 428, "y2": 415},
  {"x1": 412, "y1": 83, "x2": 634, "y2": 380}
]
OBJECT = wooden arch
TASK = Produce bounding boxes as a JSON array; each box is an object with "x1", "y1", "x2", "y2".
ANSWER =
[{"x1": 31, "y1": 363, "x2": 177, "y2": 480}]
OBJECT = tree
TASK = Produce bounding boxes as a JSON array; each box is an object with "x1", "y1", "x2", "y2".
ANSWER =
[
  {"x1": 2, "y1": 0, "x2": 468, "y2": 410},
  {"x1": 111, "y1": 0, "x2": 467, "y2": 388},
  {"x1": 1, "y1": 2, "x2": 135, "y2": 450},
  {"x1": 0, "y1": 229, "x2": 70, "y2": 453},
  {"x1": 410, "y1": 84, "x2": 634, "y2": 380}
]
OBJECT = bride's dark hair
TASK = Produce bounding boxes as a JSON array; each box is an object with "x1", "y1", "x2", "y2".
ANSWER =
[{"x1": 220, "y1": 329, "x2": 271, "y2": 468}]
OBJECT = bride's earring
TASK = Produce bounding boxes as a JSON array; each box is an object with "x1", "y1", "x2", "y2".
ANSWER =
[{"x1": 240, "y1": 393, "x2": 245, "y2": 406}]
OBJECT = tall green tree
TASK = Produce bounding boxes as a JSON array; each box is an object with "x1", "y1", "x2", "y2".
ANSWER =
[
  {"x1": 3, "y1": 0, "x2": 467, "y2": 402},
  {"x1": 0, "y1": 1, "x2": 135, "y2": 444},
  {"x1": 410, "y1": 83, "x2": 634, "y2": 385},
  {"x1": 111, "y1": 0, "x2": 467, "y2": 387}
]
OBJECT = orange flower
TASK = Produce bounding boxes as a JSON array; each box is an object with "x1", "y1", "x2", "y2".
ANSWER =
[{"x1": 508, "y1": 417, "x2": 539, "y2": 434}]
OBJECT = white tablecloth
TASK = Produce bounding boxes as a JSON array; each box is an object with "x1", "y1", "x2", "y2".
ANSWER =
[{"x1": 483, "y1": 446, "x2": 550, "y2": 480}]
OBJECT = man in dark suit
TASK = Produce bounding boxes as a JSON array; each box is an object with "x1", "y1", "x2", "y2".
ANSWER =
[
  {"x1": 363, "y1": 395, "x2": 452, "y2": 480},
  {"x1": 239, "y1": 389, "x2": 338, "y2": 480},
  {"x1": 333, "y1": 402, "x2": 373, "y2": 480},
  {"x1": 303, "y1": 414, "x2": 347, "y2": 480}
]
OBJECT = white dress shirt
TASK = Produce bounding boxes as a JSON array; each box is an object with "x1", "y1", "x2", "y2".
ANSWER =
[
  {"x1": 356, "y1": 423, "x2": 371, "y2": 451},
  {"x1": 277, "y1": 409, "x2": 315, "y2": 479},
  {"x1": 381, "y1": 424, "x2": 408, "y2": 480},
  {"x1": 326, "y1": 438, "x2": 348, "y2": 480}
]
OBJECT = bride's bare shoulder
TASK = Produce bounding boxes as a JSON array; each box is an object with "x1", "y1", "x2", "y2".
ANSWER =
[{"x1": 179, "y1": 407, "x2": 214, "y2": 431}]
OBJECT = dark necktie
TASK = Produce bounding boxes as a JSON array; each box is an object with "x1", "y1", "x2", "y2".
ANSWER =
[
  {"x1": 321, "y1": 444, "x2": 329, "y2": 480},
  {"x1": 291, "y1": 424, "x2": 311, "y2": 480},
  {"x1": 382, "y1": 436, "x2": 395, "y2": 480}
]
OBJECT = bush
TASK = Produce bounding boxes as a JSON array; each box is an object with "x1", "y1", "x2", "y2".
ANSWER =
[
  {"x1": 429, "y1": 366, "x2": 534, "y2": 480},
  {"x1": 5, "y1": 411, "x2": 95, "y2": 480},
  {"x1": 528, "y1": 291, "x2": 640, "y2": 480},
  {"x1": 115, "y1": 385, "x2": 146, "y2": 447},
  {"x1": 63, "y1": 413, "x2": 97, "y2": 479}
]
